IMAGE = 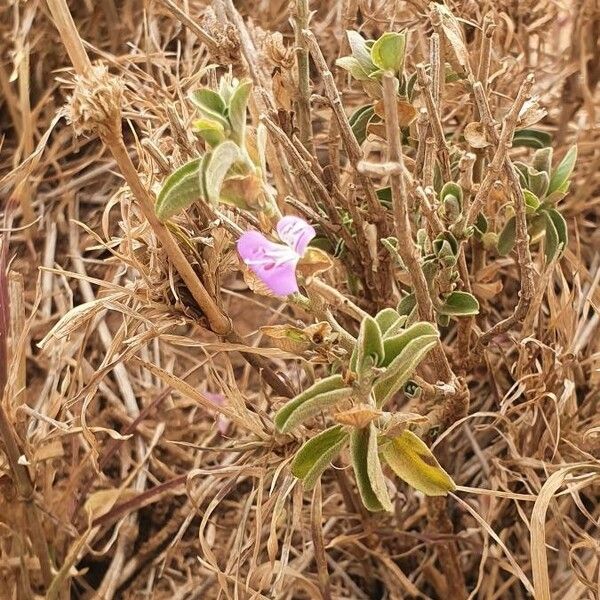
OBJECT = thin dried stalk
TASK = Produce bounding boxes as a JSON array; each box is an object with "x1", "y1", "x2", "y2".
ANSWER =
[
  {"x1": 381, "y1": 72, "x2": 453, "y2": 381},
  {"x1": 291, "y1": 0, "x2": 314, "y2": 154}
]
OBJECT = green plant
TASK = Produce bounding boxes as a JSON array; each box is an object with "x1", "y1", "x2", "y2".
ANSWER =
[
  {"x1": 154, "y1": 76, "x2": 273, "y2": 221},
  {"x1": 275, "y1": 309, "x2": 455, "y2": 510},
  {"x1": 498, "y1": 145, "x2": 575, "y2": 260}
]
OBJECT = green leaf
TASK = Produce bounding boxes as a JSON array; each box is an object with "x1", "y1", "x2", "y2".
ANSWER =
[
  {"x1": 193, "y1": 118, "x2": 226, "y2": 147},
  {"x1": 346, "y1": 31, "x2": 375, "y2": 73},
  {"x1": 523, "y1": 189, "x2": 541, "y2": 213},
  {"x1": 542, "y1": 210, "x2": 559, "y2": 261},
  {"x1": 527, "y1": 168, "x2": 549, "y2": 199},
  {"x1": 227, "y1": 79, "x2": 252, "y2": 146},
  {"x1": 335, "y1": 56, "x2": 371, "y2": 81},
  {"x1": 548, "y1": 145, "x2": 577, "y2": 195},
  {"x1": 497, "y1": 216, "x2": 516, "y2": 256},
  {"x1": 381, "y1": 322, "x2": 439, "y2": 368},
  {"x1": 370, "y1": 32, "x2": 406, "y2": 72},
  {"x1": 381, "y1": 430, "x2": 456, "y2": 496},
  {"x1": 375, "y1": 308, "x2": 406, "y2": 338},
  {"x1": 351, "y1": 424, "x2": 392, "y2": 512},
  {"x1": 204, "y1": 141, "x2": 241, "y2": 206},
  {"x1": 190, "y1": 89, "x2": 229, "y2": 128},
  {"x1": 544, "y1": 208, "x2": 568, "y2": 255},
  {"x1": 474, "y1": 213, "x2": 488, "y2": 237},
  {"x1": 376, "y1": 186, "x2": 392, "y2": 207},
  {"x1": 291, "y1": 425, "x2": 349, "y2": 489},
  {"x1": 274, "y1": 374, "x2": 352, "y2": 433},
  {"x1": 438, "y1": 291, "x2": 480, "y2": 316},
  {"x1": 155, "y1": 159, "x2": 202, "y2": 222},
  {"x1": 514, "y1": 162, "x2": 530, "y2": 189},
  {"x1": 432, "y1": 232, "x2": 458, "y2": 266},
  {"x1": 374, "y1": 332, "x2": 439, "y2": 406},
  {"x1": 542, "y1": 209, "x2": 567, "y2": 261},
  {"x1": 349, "y1": 104, "x2": 375, "y2": 145},
  {"x1": 381, "y1": 237, "x2": 404, "y2": 268},
  {"x1": 512, "y1": 129, "x2": 552, "y2": 149},
  {"x1": 440, "y1": 182, "x2": 463, "y2": 205},
  {"x1": 397, "y1": 293, "x2": 416, "y2": 317},
  {"x1": 532, "y1": 147, "x2": 553, "y2": 175},
  {"x1": 351, "y1": 316, "x2": 385, "y2": 373}
]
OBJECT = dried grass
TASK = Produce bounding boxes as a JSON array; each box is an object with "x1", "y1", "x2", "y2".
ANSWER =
[{"x1": 0, "y1": 0, "x2": 599, "y2": 598}]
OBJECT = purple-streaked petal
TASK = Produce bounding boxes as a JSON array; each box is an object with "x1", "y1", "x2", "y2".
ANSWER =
[
  {"x1": 276, "y1": 216, "x2": 315, "y2": 255},
  {"x1": 237, "y1": 231, "x2": 300, "y2": 296}
]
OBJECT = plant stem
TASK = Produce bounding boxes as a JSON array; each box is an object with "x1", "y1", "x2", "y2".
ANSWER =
[
  {"x1": 381, "y1": 72, "x2": 453, "y2": 381},
  {"x1": 416, "y1": 64, "x2": 451, "y2": 180},
  {"x1": 292, "y1": 0, "x2": 314, "y2": 155},
  {"x1": 0, "y1": 251, "x2": 53, "y2": 588},
  {"x1": 468, "y1": 75, "x2": 537, "y2": 354}
]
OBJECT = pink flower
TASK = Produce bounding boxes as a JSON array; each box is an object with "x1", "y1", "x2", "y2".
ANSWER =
[
  {"x1": 237, "y1": 216, "x2": 316, "y2": 296},
  {"x1": 205, "y1": 392, "x2": 230, "y2": 435}
]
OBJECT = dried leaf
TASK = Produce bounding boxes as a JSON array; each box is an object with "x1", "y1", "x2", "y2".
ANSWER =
[
  {"x1": 464, "y1": 121, "x2": 490, "y2": 148},
  {"x1": 334, "y1": 404, "x2": 382, "y2": 428}
]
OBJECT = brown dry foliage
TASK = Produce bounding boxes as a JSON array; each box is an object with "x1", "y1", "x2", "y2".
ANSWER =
[{"x1": 0, "y1": 0, "x2": 599, "y2": 599}]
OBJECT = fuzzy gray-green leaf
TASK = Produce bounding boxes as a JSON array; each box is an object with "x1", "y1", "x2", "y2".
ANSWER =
[
  {"x1": 544, "y1": 208, "x2": 567, "y2": 256},
  {"x1": 346, "y1": 31, "x2": 375, "y2": 73},
  {"x1": 375, "y1": 308, "x2": 405, "y2": 338},
  {"x1": 274, "y1": 374, "x2": 348, "y2": 433},
  {"x1": 351, "y1": 424, "x2": 392, "y2": 512},
  {"x1": 351, "y1": 315, "x2": 385, "y2": 375},
  {"x1": 155, "y1": 159, "x2": 202, "y2": 222},
  {"x1": 227, "y1": 79, "x2": 252, "y2": 146},
  {"x1": 370, "y1": 32, "x2": 406, "y2": 72},
  {"x1": 548, "y1": 145, "x2": 577, "y2": 195},
  {"x1": 497, "y1": 216, "x2": 516, "y2": 256},
  {"x1": 542, "y1": 210, "x2": 560, "y2": 261},
  {"x1": 291, "y1": 425, "x2": 349, "y2": 489},
  {"x1": 374, "y1": 334, "x2": 439, "y2": 406},
  {"x1": 204, "y1": 141, "x2": 241, "y2": 206},
  {"x1": 438, "y1": 291, "x2": 480, "y2": 316},
  {"x1": 190, "y1": 89, "x2": 229, "y2": 128},
  {"x1": 381, "y1": 322, "x2": 438, "y2": 368}
]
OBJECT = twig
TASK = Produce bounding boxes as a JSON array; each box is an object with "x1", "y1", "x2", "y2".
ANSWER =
[
  {"x1": 467, "y1": 76, "x2": 537, "y2": 354},
  {"x1": 292, "y1": 0, "x2": 314, "y2": 155},
  {"x1": 0, "y1": 252, "x2": 53, "y2": 588},
  {"x1": 464, "y1": 78, "x2": 533, "y2": 229},
  {"x1": 477, "y1": 14, "x2": 496, "y2": 91},
  {"x1": 302, "y1": 30, "x2": 384, "y2": 222},
  {"x1": 381, "y1": 72, "x2": 453, "y2": 382},
  {"x1": 158, "y1": 0, "x2": 222, "y2": 56},
  {"x1": 416, "y1": 64, "x2": 451, "y2": 180}
]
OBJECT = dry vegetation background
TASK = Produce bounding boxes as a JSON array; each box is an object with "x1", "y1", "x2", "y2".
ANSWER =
[{"x1": 1, "y1": 0, "x2": 600, "y2": 598}]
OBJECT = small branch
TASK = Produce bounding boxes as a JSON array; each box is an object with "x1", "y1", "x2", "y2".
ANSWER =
[
  {"x1": 467, "y1": 75, "x2": 537, "y2": 355},
  {"x1": 292, "y1": 0, "x2": 315, "y2": 154},
  {"x1": 416, "y1": 64, "x2": 451, "y2": 181},
  {"x1": 415, "y1": 186, "x2": 444, "y2": 237},
  {"x1": 464, "y1": 78, "x2": 532, "y2": 229},
  {"x1": 308, "y1": 278, "x2": 369, "y2": 322},
  {"x1": 159, "y1": 0, "x2": 222, "y2": 56},
  {"x1": 430, "y1": 33, "x2": 442, "y2": 106},
  {"x1": 0, "y1": 257, "x2": 53, "y2": 589},
  {"x1": 46, "y1": 0, "x2": 92, "y2": 75},
  {"x1": 302, "y1": 30, "x2": 384, "y2": 221},
  {"x1": 477, "y1": 14, "x2": 496, "y2": 91},
  {"x1": 381, "y1": 73, "x2": 453, "y2": 382}
]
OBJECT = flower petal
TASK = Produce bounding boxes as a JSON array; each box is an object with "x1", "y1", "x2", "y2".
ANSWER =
[
  {"x1": 276, "y1": 216, "x2": 316, "y2": 255},
  {"x1": 205, "y1": 392, "x2": 230, "y2": 435},
  {"x1": 237, "y1": 231, "x2": 300, "y2": 296}
]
